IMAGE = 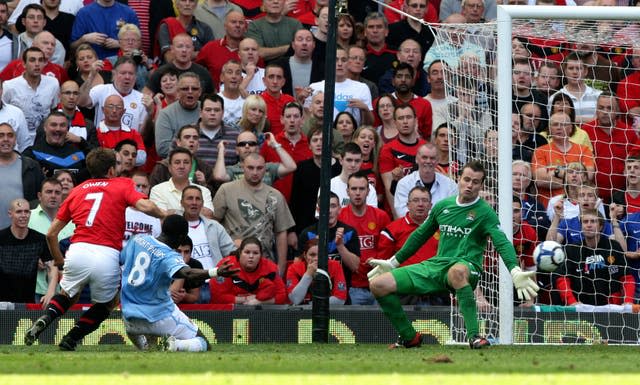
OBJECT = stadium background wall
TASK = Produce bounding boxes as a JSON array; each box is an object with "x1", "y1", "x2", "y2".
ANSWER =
[{"x1": 2, "y1": 306, "x2": 639, "y2": 345}]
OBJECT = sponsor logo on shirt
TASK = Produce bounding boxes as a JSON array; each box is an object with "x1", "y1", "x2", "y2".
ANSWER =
[
  {"x1": 359, "y1": 235, "x2": 375, "y2": 249},
  {"x1": 439, "y1": 224, "x2": 471, "y2": 237}
]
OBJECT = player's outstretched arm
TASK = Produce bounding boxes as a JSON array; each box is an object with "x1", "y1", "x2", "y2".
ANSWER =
[
  {"x1": 135, "y1": 199, "x2": 168, "y2": 219},
  {"x1": 176, "y1": 262, "x2": 240, "y2": 288}
]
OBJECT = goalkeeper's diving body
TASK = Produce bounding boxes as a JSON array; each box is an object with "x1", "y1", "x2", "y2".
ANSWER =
[{"x1": 368, "y1": 160, "x2": 539, "y2": 349}]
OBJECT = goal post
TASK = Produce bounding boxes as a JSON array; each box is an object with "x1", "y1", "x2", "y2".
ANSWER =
[{"x1": 495, "y1": 5, "x2": 640, "y2": 345}]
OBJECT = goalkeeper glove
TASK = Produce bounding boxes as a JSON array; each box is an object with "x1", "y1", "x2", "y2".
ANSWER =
[
  {"x1": 510, "y1": 267, "x2": 539, "y2": 301},
  {"x1": 367, "y1": 256, "x2": 400, "y2": 281}
]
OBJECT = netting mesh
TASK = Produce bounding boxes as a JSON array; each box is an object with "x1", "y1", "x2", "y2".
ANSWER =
[{"x1": 429, "y1": 16, "x2": 640, "y2": 344}]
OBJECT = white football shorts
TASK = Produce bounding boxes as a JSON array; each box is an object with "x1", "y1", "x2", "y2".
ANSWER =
[
  {"x1": 123, "y1": 306, "x2": 198, "y2": 340},
  {"x1": 60, "y1": 242, "x2": 121, "y2": 303}
]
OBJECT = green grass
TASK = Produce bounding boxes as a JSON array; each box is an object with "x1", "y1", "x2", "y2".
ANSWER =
[{"x1": 1, "y1": 344, "x2": 639, "y2": 385}]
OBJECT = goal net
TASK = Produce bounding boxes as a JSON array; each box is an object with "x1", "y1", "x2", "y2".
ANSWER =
[{"x1": 426, "y1": 5, "x2": 640, "y2": 344}]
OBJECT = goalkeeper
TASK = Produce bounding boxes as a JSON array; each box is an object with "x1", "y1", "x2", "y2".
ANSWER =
[{"x1": 368, "y1": 161, "x2": 539, "y2": 349}]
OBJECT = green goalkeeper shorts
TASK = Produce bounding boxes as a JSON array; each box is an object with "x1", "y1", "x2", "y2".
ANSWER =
[{"x1": 391, "y1": 257, "x2": 482, "y2": 296}]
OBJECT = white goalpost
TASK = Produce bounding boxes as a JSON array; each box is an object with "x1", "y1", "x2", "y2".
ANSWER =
[
  {"x1": 422, "y1": 4, "x2": 640, "y2": 345},
  {"x1": 495, "y1": 5, "x2": 640, "y2": 345}
]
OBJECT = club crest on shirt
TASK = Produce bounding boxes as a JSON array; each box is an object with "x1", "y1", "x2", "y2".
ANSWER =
[
  {"x1": 466, "y1": 211, "x2": 476, "y2": 222},
  {"x1": 367, "y1": 222, "x2": 376, "y2": 231},
  {"x1": 130, "y1": 102, "x2": 137, "y2": 109},
  {"x1": 608, "y1": 255, "x2": 616, "y2": 265}
]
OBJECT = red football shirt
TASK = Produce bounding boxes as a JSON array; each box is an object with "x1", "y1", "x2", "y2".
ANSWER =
[
  {"x1": 262, "y1": 92, "x2": 295, "y2": 136},
  {"x1": 261, "y1": 131, "x2": 312, "y2": 202},
  {"x1": 57, "y1": 177, "x2": 146, "y2": 250},
  {"x1": 195, "y1": 38, "x2": 241, "y2": 91},
  {"x1": 210, "y1": 255, "x2": 288, "y2": 304},
  {"x1": 0, "y1": 59, "x2": 69, "y2": 83},
  {"x1": 96, "y1": 125, "x2": 146, "y2": 152},
  {"x1": 285, "y1": 259, "x2": 347, "y2": 303},
  {"x1": 378, "y1": 137, "x2": 426, "y2": 175},
  {"x1": 513, "y1": 221, "x2": 538, "y2": 269},
  {"x1": 338, "y1": 205, "x2": 391, "y2": 288},
  {"x1": 377, "y1": 214, "x2": 438, "y2": 266},
  {"x1": 581, "y1": 119, "x2": 640, "y2": 202}
]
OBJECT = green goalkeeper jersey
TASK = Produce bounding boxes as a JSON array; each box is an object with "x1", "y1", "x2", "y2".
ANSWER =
[{"x1": 395, "y1": 195, "x2": 519, "y2": 272}]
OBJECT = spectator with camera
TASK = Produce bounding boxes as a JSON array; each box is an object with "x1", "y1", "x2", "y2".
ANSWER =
[{"x1": 106, "y1": 24, "x2": 151, "y2": 91}]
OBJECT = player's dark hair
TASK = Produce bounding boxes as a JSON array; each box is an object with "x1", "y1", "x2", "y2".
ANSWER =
[
  {"x1": 86, "y1": 148, "x2": 117, "y2": 178},
  {"x1": 161, "y1": 214, "x2": 189, "y2": 249},
  {"x1": 115, "y1": 138, "x2": 138, "y2": 152},
  {"x1": 461, "y1": 160, "x2": 486, "y2": 183}
]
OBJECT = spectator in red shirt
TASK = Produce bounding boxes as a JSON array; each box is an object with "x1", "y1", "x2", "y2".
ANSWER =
[
  {"x1": 210, "y1": 236, "x2": 287, "y2": 305},
  {"x1": 96, "y1": 95, "x2": 146, "y2": 167},
  {"x1": 378, "y1": 104, "x2": 426, "y2": 213},
  {"x1": 612, "y1": 155, "x2": 640, "y2": 214},
  {"x1": 260, "y1": 101, "x2": 312, "y2": 202},
  {"x1": 512, "y1": 195, "x2": 538, "y2": 305},
  {"x1": 261, "y1": 63, "x2": 294, "y2": 136},
  {"x1": 581, "y1": 92, "x2": 640, "y2": 203},
  {"x1": 195, "y1": 11, "x2": 246, "y2": 91},
  {"x1": 338, "y1": 171, "x2": 391, "y2": 305},
  {"x1": 378, "y1": 186, "x2": 437, "y2": 267},
  {"x1": 0, "y1": 31, "x2": 68, "y2": 84},
  {"x1": 286, "y1": 237, "x2": 347, "y2": 305}
]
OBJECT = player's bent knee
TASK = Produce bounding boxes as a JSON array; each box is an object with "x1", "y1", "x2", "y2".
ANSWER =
[
  {"x1": 370, "y1": 273, "x2": 397, "y2": 297},
  {"x1": 447, "y1": 264, "x2": 470, "y2": 287}
]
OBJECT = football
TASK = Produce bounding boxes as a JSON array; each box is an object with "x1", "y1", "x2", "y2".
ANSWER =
[{"x1": 532, "y1": 241, "x2": 565, "y2": 272}]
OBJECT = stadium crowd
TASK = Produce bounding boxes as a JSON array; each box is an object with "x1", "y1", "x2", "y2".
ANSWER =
[{"x1": 3, "y1": 0, "x2": 640, "y2": 314}]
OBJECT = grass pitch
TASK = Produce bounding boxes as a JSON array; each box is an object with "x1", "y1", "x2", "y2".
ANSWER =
[{"x1": 1, "y1": 344, "x2": 638, "y2": 385}]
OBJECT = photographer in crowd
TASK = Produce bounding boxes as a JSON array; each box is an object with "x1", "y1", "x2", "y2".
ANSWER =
[{"x1": 106, "y1": 24, "x2": 152, "y2": 91}]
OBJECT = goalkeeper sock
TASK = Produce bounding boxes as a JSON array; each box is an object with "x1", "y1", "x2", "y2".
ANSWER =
[
  {"x1": 174, "y1": 337, "x2": 208, "y2": 352},
  {"x1": 45, "y1": 294, "x2": 72, "y2": 321},
  {"x1": 377, "y1": 294, "x2": 416, "y2": 341},
  {"x1": 65, "y1": 302, "x2": 111, "y2": 342},
  {"x1": 456, "y1": 285, "x2": 479, "y2": 339}
]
